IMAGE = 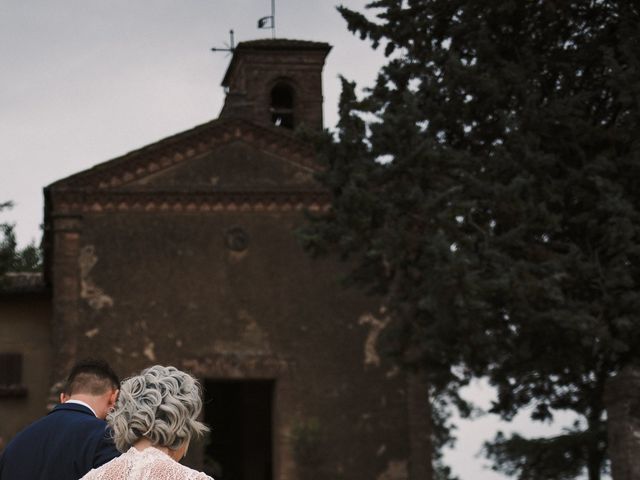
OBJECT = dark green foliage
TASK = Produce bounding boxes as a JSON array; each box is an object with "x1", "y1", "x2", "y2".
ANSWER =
[
  {"x1": 301, "y1": 1, "x2": 640, "y2": 478},
  {"x1": 12, "y1": 242, "x2": 42, "y2": 273},
  {"x1": 483, "y1": 429, "x2": 604, "y2": 480},
  {"x1": 454, "y1": 2, "x2": 639, "y2": 478},
  {"x1": 0, "y1": 201, "x2": 43, "y2": 282}
]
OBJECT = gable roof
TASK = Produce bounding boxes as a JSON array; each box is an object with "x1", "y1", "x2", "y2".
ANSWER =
[
  {"x1": 42, "y1": 117, "x2": 330, "y2": 286},
  {"x1": 47, "y1": 118, "x2": 320, "y2": 193}
]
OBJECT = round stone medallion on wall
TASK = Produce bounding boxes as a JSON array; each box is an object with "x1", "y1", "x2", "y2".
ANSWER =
[{"x1": 224, "y1": 225, "x2": 249, "y2": 252}]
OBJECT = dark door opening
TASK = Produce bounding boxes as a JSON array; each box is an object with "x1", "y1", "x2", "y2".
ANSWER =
[{"x1": 203, "y1": 380, "x2": 274, "y2": 480}]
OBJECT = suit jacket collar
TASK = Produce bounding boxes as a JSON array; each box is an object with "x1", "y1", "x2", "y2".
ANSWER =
[{"x1": 50, "y1": 402, "x2": 98, "y2": 417}]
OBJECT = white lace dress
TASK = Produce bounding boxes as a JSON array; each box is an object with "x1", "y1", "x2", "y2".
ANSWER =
[{"x1": 80, "y1": 446, "x2": 213, "y2": 480}]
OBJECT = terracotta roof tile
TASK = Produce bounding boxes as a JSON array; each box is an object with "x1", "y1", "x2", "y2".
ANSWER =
[
  {"x1": 0, "y1": 272, "x2": 46, "y2": 294},
  {"x1": 235, "y1": 39, "x2": 331, "y2": 51}
]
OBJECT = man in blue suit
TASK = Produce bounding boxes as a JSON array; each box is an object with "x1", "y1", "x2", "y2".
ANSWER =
[{"x1": 0, "y1": 359, "x2": 122, "y2": 479}]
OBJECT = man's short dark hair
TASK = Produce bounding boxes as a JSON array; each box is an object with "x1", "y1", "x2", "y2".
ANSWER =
[{"x1": 63, "y1": 359, "x2": 120, "y2": 396}]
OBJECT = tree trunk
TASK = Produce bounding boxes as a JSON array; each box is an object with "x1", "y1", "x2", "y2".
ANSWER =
[
  {"x1": 407, "y1": 369, "x2": 434, "y2": 480},
  {"x1": 586, "y1": 444, "x2": 602, "y2": 480},
  {"x1": 605, "y1": 364, "x2": 640, "y2": 480},
  {"x1": 585, "y1": 404, "x2": 605, "y2": 480}
]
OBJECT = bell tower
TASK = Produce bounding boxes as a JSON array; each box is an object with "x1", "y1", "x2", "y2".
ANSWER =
[{"x1": 219, "y1": 39, "x2": 332, "y2": 131}]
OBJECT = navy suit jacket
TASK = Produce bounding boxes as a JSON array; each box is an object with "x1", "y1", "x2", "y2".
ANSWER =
[{"x1": 0, "y1": 402, "x2": 120, "y2": 480}]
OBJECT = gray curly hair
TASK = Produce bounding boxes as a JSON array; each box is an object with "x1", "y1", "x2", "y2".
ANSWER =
[{"x1": 108, "y1": 365, "x2": 209, "y2": 452}]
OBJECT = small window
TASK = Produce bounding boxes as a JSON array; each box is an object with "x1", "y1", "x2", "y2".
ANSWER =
[
  {"x1": 270, "y1": 83, "x2": 295, "y2": 129},
  {"x1": 0, "y1": 353, "x2": 27, "y2": 398}
]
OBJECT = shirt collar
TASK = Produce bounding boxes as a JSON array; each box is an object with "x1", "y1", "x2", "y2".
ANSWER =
[{"x1": 64, "y1": 399, "x2": 97, "y2": 417}]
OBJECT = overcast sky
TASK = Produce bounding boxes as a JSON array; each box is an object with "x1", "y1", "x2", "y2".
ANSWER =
[{"x1": 0, "y1": 1, "x2": 576, "y2": 478}]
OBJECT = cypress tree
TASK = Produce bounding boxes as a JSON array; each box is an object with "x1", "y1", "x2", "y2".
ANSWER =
[{"x1": 301, "y1": 1, "x2": 640, "y2": 478}]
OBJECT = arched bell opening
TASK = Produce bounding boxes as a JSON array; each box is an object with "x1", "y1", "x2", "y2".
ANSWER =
[{"x1": 270, "y1": 82, "x2": 295, "y2": 129}]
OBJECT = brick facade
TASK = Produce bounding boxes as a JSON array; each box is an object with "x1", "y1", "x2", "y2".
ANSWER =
[{"x1": 35, "y1": 39, "x2": 423, "y2": 480}]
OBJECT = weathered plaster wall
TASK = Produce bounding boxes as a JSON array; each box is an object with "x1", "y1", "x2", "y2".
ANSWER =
[
  {"x1": 67, "y1": 210, "x2": 410, "y2": 480},
  {"x1": 0, "y1": 294, "x2": 52, "y2": 443}
]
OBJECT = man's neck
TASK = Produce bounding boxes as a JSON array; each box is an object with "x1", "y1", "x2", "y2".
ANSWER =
[{"x1": 64, "y1": 398, "x2": 97, "y2": 417}]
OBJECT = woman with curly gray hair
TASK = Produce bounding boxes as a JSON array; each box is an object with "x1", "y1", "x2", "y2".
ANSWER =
[{"x1": 81, "y1": 365, "x2": 212, "y2": 480}]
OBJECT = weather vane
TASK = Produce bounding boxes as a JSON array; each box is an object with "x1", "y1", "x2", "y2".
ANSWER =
[{"x1": 257, "y1": 0, "x2": 276, "y2": 39}]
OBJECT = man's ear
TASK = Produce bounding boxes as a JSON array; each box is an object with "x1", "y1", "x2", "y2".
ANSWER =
[
  {"x1": 108, "y1": 389, "x2": 119, "y2": 409},
  {"x1": 60, "y1": 392, "x2": 70, "y2": 403}
]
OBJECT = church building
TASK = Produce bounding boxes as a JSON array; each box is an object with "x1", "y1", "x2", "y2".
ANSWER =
[{"x1": 1, "y1": 39, "x2": 427, "y2": 480}]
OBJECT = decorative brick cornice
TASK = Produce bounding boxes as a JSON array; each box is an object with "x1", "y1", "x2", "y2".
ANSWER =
[
  {"x1": 49, "y1": 190, "x2": 331, "y2": 215},
  {"x1": 222, "y1": 39, "x2": 332, "y2": 87},
  {"x1": 47, "y1": 118, "x2": 319, "y2": 192}
]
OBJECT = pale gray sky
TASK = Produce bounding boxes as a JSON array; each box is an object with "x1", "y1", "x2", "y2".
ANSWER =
[
  {"x1": 1, "y1": 0, "x2": 384, "y2": 245},
  {"x1": 0, "y1": 1, "x2": 575, "y2": 478}
]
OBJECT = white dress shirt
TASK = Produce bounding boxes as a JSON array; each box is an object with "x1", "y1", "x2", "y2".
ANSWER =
[{"x1": 64, "y1": 399, "x2": 97, "y2": 417}]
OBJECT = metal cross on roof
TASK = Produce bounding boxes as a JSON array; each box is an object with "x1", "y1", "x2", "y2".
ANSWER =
[
  {"x1": 211, "y1": 0, "x2": 277, "y2": 55},
  {"x1": 211, "y1": 29, "x2": 235, "y2": 54}
]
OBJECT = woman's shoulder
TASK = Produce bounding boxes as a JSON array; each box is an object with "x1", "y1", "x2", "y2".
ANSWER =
[
  {"x1": 79, "y1": 448, "x2": 132, "y2": 479},
  {"x1": 81, "y1": 447, "x2": 213, "y2": 480},
  {"x1": 144, "y1": 447, "x2": 213, "y2": 480}
]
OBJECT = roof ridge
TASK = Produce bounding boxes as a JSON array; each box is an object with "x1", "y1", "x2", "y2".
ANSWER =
[{"x1": 47, "y1": 119, "x2": 317, "y2": 191}]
